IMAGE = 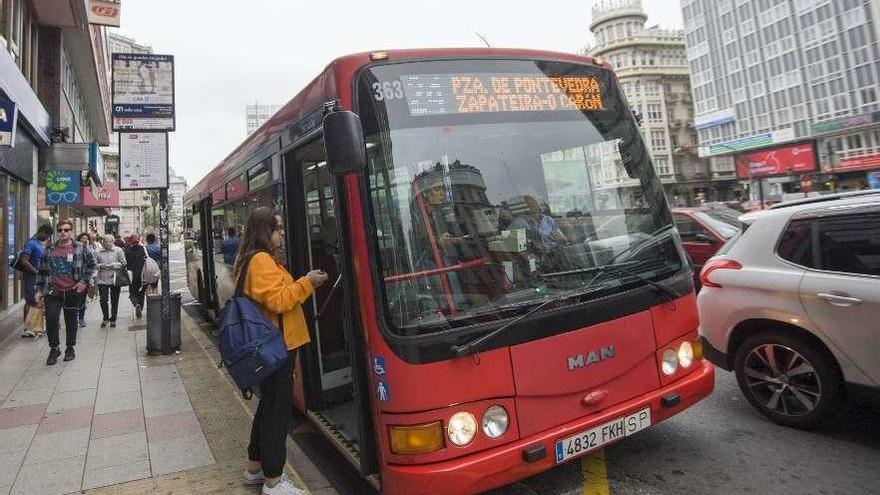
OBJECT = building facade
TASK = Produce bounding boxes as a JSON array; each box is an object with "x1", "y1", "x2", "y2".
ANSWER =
[
  {"x1": 169, "y1": 168, "x2": 187, "y2": 237},
  {"x1": 587, "y1": 0, "x2": 718, "y2": 205},
  {"x1": 0, "y1": 0, "x2": 110, "y2": 319},
  {"x1": 682, "y1": 0, "x2": 880, "y2": 199},
  {"x1": 246, "y1": 103, "x2": 280, "y2": 135}
]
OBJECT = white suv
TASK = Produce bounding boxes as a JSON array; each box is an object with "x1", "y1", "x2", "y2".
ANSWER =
[{"x1": 698, "y1": 192, "x2": 880, "y2": 428}]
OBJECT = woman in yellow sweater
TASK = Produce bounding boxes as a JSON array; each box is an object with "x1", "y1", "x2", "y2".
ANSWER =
[{"x1": 233, "y1": 207, "x2": 328, "y2": 495}]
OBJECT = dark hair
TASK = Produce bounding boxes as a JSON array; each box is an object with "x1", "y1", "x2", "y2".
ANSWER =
[
  {"x1": 78, "y1": 232, "x2": 90, "y2": 242},
  {"x1": 233, "y1": 207, "x2": 282, "y2": 279},
  {"x1": 227, "y1": 227, "x2": 236, "y2": 237},
  {"x1": 146, "y1": 233, "x2": 156, "y2": 243},
  {"x1": 35, "y1": 224, "x2": 52, "y2": 242}
]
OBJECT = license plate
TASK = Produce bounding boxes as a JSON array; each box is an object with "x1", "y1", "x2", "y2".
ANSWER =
[{"x1": 554, "y1": 407, "x2": 652, "y2": 463}]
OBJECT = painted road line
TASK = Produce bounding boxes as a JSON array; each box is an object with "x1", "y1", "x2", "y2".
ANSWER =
[{"x1": 582, "y1": 449, "x2": 610, "y2": 495}]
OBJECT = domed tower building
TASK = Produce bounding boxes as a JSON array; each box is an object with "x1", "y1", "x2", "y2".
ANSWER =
[{"x1": 587, "y1": 0, "x2": 713, "y2": 205}]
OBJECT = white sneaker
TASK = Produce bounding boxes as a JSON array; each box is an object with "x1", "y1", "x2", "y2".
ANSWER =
[
  {"x1": 243, "y1": 469, "x2": 265, "y2": 485},
  {"x1": 21, "y1": 329, "x2": 35, "y2": 338},
  {"x1": 262, "y1": 474, "x2": 308, "y2": 495}
]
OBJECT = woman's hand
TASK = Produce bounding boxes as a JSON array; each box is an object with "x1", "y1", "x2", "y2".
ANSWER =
[{"x1": 306, "y1": 269, "x2": 329, "y2": 288}]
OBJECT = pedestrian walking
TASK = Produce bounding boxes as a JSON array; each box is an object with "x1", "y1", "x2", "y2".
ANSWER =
[
  {"x1": 144, "y1": 233, "x2": 161, "y2": 295},
  {"x1": 222, "y1": 227, "x2": 240, "y2": 265},
  {"x1": 18, "y1": 224, "x2": 53, "y2": 337},
  {"x1": 77, "y1": 232, "x2": 96, "y2": 327},
  {"x1": 235, "y1": 207, "x2": 328, "y2": 495},
  {"x1": 125, "y1": 234, "x2": 146, "y2": 318},
  {"x1": 96, "y1": 235, "x2": 126, "y2": 328},
  {"x1": 36, "y1": 219, "x2": 96, "y2": 365}
]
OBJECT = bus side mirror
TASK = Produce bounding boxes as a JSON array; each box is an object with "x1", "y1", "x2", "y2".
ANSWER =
[{"x1": 323, "y1": 111, "x2": 367, "y2": 175}]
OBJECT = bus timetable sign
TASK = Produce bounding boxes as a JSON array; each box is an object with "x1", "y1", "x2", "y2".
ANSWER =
[{"x1": 111, "y1": 53, "x2": 175, "y2": 131}]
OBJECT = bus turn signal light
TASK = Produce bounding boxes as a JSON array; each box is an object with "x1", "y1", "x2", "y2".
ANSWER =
[
  {"x1": 699, "y1": 259, "x2": 742, "y2": 288},
  {"x1": 389, "y1": 421, "x2": 444, "y2": 455}
]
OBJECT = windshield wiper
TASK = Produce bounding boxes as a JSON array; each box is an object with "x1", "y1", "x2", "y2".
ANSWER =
[{"x1": 448, "y1": 224, "x2": 679, "y2": 358}]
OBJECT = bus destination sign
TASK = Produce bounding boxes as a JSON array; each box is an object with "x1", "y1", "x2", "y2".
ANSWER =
[{"x1": 383, "y1": 73, "x2": 605, "y2": 117}]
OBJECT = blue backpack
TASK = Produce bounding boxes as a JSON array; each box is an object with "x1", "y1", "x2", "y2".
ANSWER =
[{"x1": 218, "y1": 254, "x2": 288, "y2": 397}]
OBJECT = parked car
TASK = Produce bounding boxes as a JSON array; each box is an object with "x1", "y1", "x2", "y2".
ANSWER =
[
  {"x1": 698, "y1": 191, "x2": 880, "y2": 428},
  {"x1": 671, "y1": 205, "x2": 741, "y2": 281}
]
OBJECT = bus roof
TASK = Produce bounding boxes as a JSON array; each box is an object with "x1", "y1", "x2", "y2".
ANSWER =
[{"x1": 184, "y1": 48, "x2": 608, "y2": 206}]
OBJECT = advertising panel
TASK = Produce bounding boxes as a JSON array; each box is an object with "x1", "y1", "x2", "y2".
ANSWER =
[
  {"x1": 226, "y1": 176, "x2": 246, "y2": 200},
  {"x1": 81, "y1": 182, "x2": 120, "y2": 207},
  {"x1": 88, "y1": 0, "x2": 121, "y2": 27},
  {"x1": 45, "y1": 170, "x2": 81, "y2": 205},
  {"x1": 112, "y1": 53, "x2": 175, "y2": 131},
  {"x1": 0, "y1": 100, "x2": 17, "y2": 146},
  {"x1": 119, "y1": 132, "x2": 168, "y2": 190},
  {"x1": 736, "y1": 142, "x2": 818, "y2": 179}
]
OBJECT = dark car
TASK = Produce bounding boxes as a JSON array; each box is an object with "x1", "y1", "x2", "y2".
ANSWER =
[{"x1": 672, "y1": 205, "x2": 741, "y2": 284}]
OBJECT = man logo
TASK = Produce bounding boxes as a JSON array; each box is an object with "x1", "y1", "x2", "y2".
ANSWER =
[{"x1": 567, "y1": 346, "x2": 615, "y2": 371}]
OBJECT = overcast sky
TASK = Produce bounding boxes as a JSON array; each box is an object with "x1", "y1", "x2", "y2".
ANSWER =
[{"x1": 114, "y1": 1, "x2": 683, "y2": 187}]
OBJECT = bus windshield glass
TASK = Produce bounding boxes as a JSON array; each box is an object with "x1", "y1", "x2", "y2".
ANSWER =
[{"x1": 358, "y1": 59, "x2": 682, "y2": 336}]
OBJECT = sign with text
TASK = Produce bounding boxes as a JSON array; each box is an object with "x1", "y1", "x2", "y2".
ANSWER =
[
  {"x1": 119, "y1": 132, "x2": 168, "y2": 190},
  {"x1": 736, "y1": 142, "x2": 818, "y2": 179},
  {"x1": 0, "y1": 100, "x2": 18, "y2": 146},
  {"x1": 112, "y1": 53, "x2": 175, "y2": 131},
  {"x1": 45, "y1": 170, "x2": 81, "y2": 205},
  {"x1": 391, "y1": 73, "x2": 605, "y2": 117},
  {"x1": 88, "y1": 0, "x2": 121, "y2": 27},
  {"x1": 81, "y1": 182, "x2": 120, "y2": 207}
]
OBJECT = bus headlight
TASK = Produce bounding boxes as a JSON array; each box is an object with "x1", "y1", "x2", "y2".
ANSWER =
[
  {"x1": 481, "y1": 406, "x2": 509, "y2": 439},
  {"x1": 678, "y1": 341, "x2": 695, "y2": 368},
  {"x1": 661, "y1": 349, "x2": 679, "y2": 375},
  {"x1": 447, "y1": 411, "x2": 477, "y2": 447}
]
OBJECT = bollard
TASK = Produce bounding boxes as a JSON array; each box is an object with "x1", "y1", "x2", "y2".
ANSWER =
[{"x1": 146, "y1": 292, "x2": 182, "y2": 355}]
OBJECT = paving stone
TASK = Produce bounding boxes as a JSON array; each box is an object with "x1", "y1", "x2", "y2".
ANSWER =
[
  {"x1": 0, "y1": 403, "x2": 47, "y2": 430},
  {"x1": 10, "y1": 453, "x2": 85, "y2": 495},
  {"x1": 82, "y1": 459, "x2": 152, "y2": 490},
  {"x1": 94, "y1": 389, "x2": 143, "y2": 415},
  {"x1": 0, "y1": 387, "x2": 54, "y2": 408},
  {"x1": 54, "y1": 370, "x2": 100, "y2": 393},
  {"x1": 142, "y1": 390, "x2": 193, "y2": 418},
  {"x1": 0, "y1": 450, "x2": 26, "y2": 487},
  {"x1": 23, "y1": 427, "x2": 89, "y2": 465},
  {"x1": 86, "y1": 431, "x2": 149, "y2": 470},
  {"x1": 146, "y1": 411, "x2": 202, "y2": 443},
  {"x1": 46, "y1": 388, "x2": 97, "y2": 413},
  {"x1": 0, "y1": 425, "x2": 37, "y2": 455},
  {"x1": 35, "y1": 405, "x2": 93, "y2": 435},
  {"x1": 13, "y1": 370, "x2": 61, "y2": 390},
  {"x1": 91, "y1": 408, "x2": 145, "y2": 439},
  {"x1": 149, "y1": 433, "x2": 214, "y2": 476}
]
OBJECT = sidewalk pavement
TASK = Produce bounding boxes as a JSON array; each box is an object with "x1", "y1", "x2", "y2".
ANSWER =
[{"x1": 0, "y1": 292, "x2": 307, "y2": 495}]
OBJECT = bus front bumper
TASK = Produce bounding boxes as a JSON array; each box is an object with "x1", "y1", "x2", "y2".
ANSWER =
[{"x1": 381, "y1": 360, "x2": 714, "y2": 495}]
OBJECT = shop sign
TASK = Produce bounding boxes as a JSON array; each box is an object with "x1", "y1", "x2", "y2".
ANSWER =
[
  {"x1": 45, "y1": 170, "x2": 81, "y2": 205},
  {"x1": 226, "y1": 176, "x2": 246, "y2": 200},
  {"x1": 89, "y1": 141, "x2": 105, "y2": 184},
  {"x1": 88, "y1": 0, "x2": 121, "y2": 27},
  {"x1": 694, "y1": 108, "x2": 736, "y2": 130},
  {"x1": 0, "y1": 100, "x2": 18, "y2": 147},
  {"x1": 112, "y1": 53, "x2": 175, "y2": 131},
  {"x1": 81, "y1": 182, "x2": 120, "y2": 207},
  {"x1": 211, "y1": 187, "x2": 226, "y2": 202},
  {"x1": 811, "y1": 111, "x2": 880, "y2": 135},
  {"x1": 700, "y1": 128, "x2": 796, "y2": 157},
  {"x1": 736, "y1": 142, "x2": 818, "y2": 179},
  {"x1": 828, "y1": 153, "x2": 880, "y2": 173}
]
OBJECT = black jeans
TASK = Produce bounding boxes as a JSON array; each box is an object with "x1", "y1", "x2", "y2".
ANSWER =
[
  {"x1": 248, "y1": 350, "x2": 295, "y2": 478},
  {"x1": 46, "y1": 290, "x2": 85, "y2": 349},
  {"x1": 129, "y1": 282, "x2": 145, "y2": 309},
  {"x1": 98, "y1": 285, "x2": 122, "y2": 322}
]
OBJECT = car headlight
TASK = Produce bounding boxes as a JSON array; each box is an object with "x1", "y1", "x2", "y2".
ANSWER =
[
  {"x1": 481, "y1": 406, "x2": 509, "y2": 439},
  {"x1": 661, "y1": 349, "x2": 679, "y2": 375},
  {"x1": 678, "y1": 341, "x2": 694, "y2": 368},
  {"x1": 447, "y1": 412, "x2": 477, "y2": 446}
]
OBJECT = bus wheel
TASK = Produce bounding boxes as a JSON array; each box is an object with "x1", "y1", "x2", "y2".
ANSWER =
[{"x1": 733, "y1": 332, "x2": 842, "y2": 429}]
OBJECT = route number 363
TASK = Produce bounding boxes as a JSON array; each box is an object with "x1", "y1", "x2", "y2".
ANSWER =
[{"x1": 372, "y1": 81, "x2": 404, "y2": 101}]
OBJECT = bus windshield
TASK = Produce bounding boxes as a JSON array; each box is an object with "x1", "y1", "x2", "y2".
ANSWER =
[{"x1": 358, "y1": 59, "x2": 683, "y2": 336}]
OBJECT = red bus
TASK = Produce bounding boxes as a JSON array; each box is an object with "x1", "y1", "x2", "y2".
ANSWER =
[{"x1": 183, "y1": 48, "x2": 714, "y2": 495}]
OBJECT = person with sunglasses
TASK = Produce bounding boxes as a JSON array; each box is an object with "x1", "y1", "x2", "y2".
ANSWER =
[{"x1": 36, "y1": 219, "x2": 97, "y2": 365}]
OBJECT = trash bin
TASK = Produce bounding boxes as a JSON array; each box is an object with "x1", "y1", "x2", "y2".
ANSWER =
[{"x1": 146, "y1": 292, "x2": 182, "y2": 355}]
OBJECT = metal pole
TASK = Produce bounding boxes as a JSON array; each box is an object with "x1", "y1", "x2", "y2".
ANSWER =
[{"x1": 159, "y1": 189, "x2": 171, "y2": 351}]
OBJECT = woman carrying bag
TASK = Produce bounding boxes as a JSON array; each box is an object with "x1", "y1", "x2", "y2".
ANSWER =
[
  {"x1": 96, "y1": 235, "x2": 127, "y2": 328},
  {"x1": 234, "y1": 207, "x2": 327, "y2": 495}
]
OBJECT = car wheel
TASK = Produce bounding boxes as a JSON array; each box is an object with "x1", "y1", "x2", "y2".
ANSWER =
[{"x1": 733, "y1": 332, "x2": 842, "y2": 429}]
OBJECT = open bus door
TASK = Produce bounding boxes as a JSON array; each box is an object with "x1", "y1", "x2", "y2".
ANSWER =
[
  {"x1": 195, "y1": 197, "x2": 218, "y2": 314},
  {"x1": 282, "y1": 135, "x2": 378, "y2": 478}
]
